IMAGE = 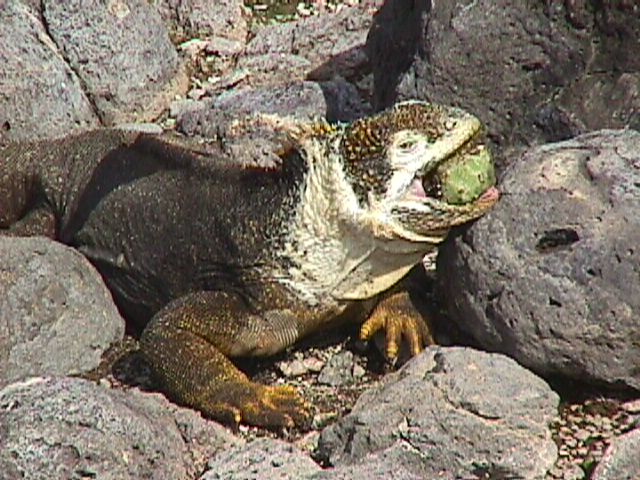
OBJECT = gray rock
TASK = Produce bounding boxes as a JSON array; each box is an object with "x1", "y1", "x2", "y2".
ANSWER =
[
  {"x1": 116, "y1": 122, "x2": 164, "y2": 134},
  {"x1": 0, "y1": 236, "x2": 124, "y2": 387},
  {"x1": 179, "y1": 78, "x2": 367, "y2": 138},
  {"x1": 236, "y1": 53, "x2": 313, "y2": 87},
  {"x1": 42, "y1": 0, "x2": 185, "y2": 125},
  {"x1": 176, "y1": 0, "x2": 247, "y2": 42},
  {"x1": 0, "y1": 0, "x2": 99, "y2": 141},
  {"x1": 246, "y1": 6, "x2": 372, "y2": 82},
  {"x1": 591, "y1": 428, "x2": 640, "y2": 480},
  {"x1": 317, "y1": 346, "x2": 558, "y2": 479},
  {"x1": 368, "y1": 0, "x2": 640, "y2": 166},
  {"x1": 310, "y1": 443, "x2": 425, "y2": 480},
  {"x1": 205, "y1": 36, "x2": 246, "y2": 58},
  {"x1": 437, "y1": 130, "x2": 640, "y2": 390},
  {"x1": 0, "y1": 376, "x2": 237, "y2": 480},
  {"x1": 177, "y1": 82, "x2": 322, "y2": 141},
  {"x1": 202, "y1": 438, "x2": 321, "y2": 480},
  {"x1": 153, "y1": 0, "x2": 247, "y2": 42},
  {"x1": 317, "y1": 351, "x2": 356, "y2": 387},
  {"x1": 177, "y1": 78, "x2": 369, "y2": 169}
]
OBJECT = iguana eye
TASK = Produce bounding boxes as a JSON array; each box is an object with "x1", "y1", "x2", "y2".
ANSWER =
[{"x1": 397, "y1": 139, "x2": 417, "y2": 151}]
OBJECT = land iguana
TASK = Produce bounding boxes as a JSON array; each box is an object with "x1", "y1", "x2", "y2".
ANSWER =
[{"x1": 0, "y1": 101, "x2": 498, "y2": 428}]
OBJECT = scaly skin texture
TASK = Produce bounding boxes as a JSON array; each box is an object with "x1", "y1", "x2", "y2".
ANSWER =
[{"x1": 0, "y1": 102, "x2": 498, "y2": 428}]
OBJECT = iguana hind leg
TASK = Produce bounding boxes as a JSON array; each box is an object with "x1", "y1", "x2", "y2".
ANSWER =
[{"x1": 140, "y1": 290, "x2": 310, "y2": 428}]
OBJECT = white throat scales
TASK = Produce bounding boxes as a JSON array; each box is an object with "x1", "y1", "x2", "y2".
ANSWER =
[{"x1": 274, "y1": 136, "x2": 435, "y2": 306}]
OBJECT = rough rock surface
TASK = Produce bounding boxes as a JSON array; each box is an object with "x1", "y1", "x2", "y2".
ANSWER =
[
  {"x1": 0, "y1": 236, "x2": 124, "y2": 388},
  {"x1": 202, "y1": 438, "x2": 321, "y2": 480},
  {"x1": 153, "y1": 0, "x2": 248, "y2": 42},
  {"x1": 317, "y1": 351, "x2": 357, "y2": 387},
  {"x1": 591, "y1": 427, "x2": 640, "y2": 480},
  {"x1": 317, "y1": 347, "x2": 559, "y2": 479},
  {"x1": 438, "y1": 130, "x2": 640, "y2": 390},
  {"x1": 368, "y1": 0, "x2": 640, "y2": 164},
  {"x1": 42, "y1": 0, "x2": 184, "y2": 125},
  {"x1": 202, "y1": 438, "x2": 426, "y2": 480},
  {"x1": 235, "y1": 53, "x2": 313, "y2": 87},
  {"x1": 0, "y1": 0, "x2": 99, "y2": 141},
  {"x1": 246, "y1": 5, "x2": 373, "y2": 82},
  {"x1": 179, "y1": 78, "x2": 369, "y2": 138},
  {"x1": 0, "y1": 376, "x2": 237, "y2": 480},
  {"x1": 311, "y1": 445, "x2": 424, "y2": 480},
  {"x1": 177, "y1": 78, "x2": 370, "y2": 166}
]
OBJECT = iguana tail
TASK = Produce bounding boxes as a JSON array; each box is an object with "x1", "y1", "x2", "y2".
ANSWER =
[{"x1": 0, "y1": 130, "x2": 138, "y2": 237}]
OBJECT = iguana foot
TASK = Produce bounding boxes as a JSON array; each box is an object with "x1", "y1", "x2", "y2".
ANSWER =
[
  {"x1": 204, "y1": 382, "x2": 310, "y2": 428},
  {"x1": 359, "y1": 291, "x2": 433, "y2": 360}
]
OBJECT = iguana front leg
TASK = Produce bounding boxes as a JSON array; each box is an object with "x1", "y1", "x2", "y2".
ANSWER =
[
  {"x1": 140, "y1": 290, "x2": 311, "y2": 428},
  {"x1": 359, "y1": 289, "x2": 434, "y2": 360}
]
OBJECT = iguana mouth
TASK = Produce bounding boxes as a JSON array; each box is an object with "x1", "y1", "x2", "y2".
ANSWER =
[
  {"x1": 416, "y1": 137, "x2": 496, "y2": 206},
  {"x1": 392, "y1": 133, "x2": 498, "y2": 240}
]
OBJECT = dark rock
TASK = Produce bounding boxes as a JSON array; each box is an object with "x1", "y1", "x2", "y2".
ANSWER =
[
  {"x1": 366, "y1": 0, "x2": 428, "y2": 109},
  {"x1": 591, "y1": 428, "x2": 640, "y2": 480},
  {"x1": 246, "y1": 6, "x2": 373, "y2": 82},
  {"x1": 368, "y1": 0, "x2": 640, "y2": 166},
  {"x1": 320, "y1": 77, "x2": 372, "y2": 121},
  {"x1": 0, "y1": 236, "x2": 124, "y2": 387},
  {"x1": 202, "y1": 438, "x2": 321, "y2": 480},
  {"x1": 0, "y1": 376, "x2": 236, "y2": 480},
  {"x1": 368, "y1": 0, "x2": 582, "y2": 148},
  {"x1": 0, "y1": 0, "x2": 99, "y2": 141},
  {"x1": 552, "y1": 1, "x2": 640, "y2": 136},
  {"x1": 42, "y1": 0, "x2": 186, "y2": 125},
  {"x1": 437, "y1": 130, "x2": 640, "y2": 390},
  {"x1": 317, "y1": 347, "x2": 558, "y2": 479}
]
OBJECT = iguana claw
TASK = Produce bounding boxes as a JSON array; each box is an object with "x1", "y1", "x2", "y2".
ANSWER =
[{"x1": 359, "y1": 291, "x2": 433, "y2": 360}]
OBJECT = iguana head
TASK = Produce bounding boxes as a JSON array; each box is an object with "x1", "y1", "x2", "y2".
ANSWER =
[
  {"x1": 338, "y1": 100, "x2": 499, "y2": 243},
  {"x1": 268, "y1": 101, "x2": 500, "y2": 302}
]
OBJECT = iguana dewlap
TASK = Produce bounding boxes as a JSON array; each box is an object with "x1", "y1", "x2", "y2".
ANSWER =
[{"x1": 0, "y1": 102, "x2": 498, "y2": 428}]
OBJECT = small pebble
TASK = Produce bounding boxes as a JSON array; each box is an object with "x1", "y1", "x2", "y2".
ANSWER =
[
  {"x1": 312, "y1": 412, "x2": 337, "y2": 429},
  {"x1": 562, "y1": 464, "x2": 584, "y2": 480},
  {"x1": 622, "y1": 399, "x2": 640, "y2": 414},
  {"x1": 98, "y1": 378, "x2": 112, "y2": 388},
  {"x1": 352, "y1": 363, "x2": 366, "y2": 378},
  {"x1": 573, "y1": 429, "x2": 591, "y2": 442},
  {"x1": 303, "y1": 357, "x2": 325, "y2": 373},
  {"x1": 278, "y1": 359, "x2": 309, "y2": 377}
]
